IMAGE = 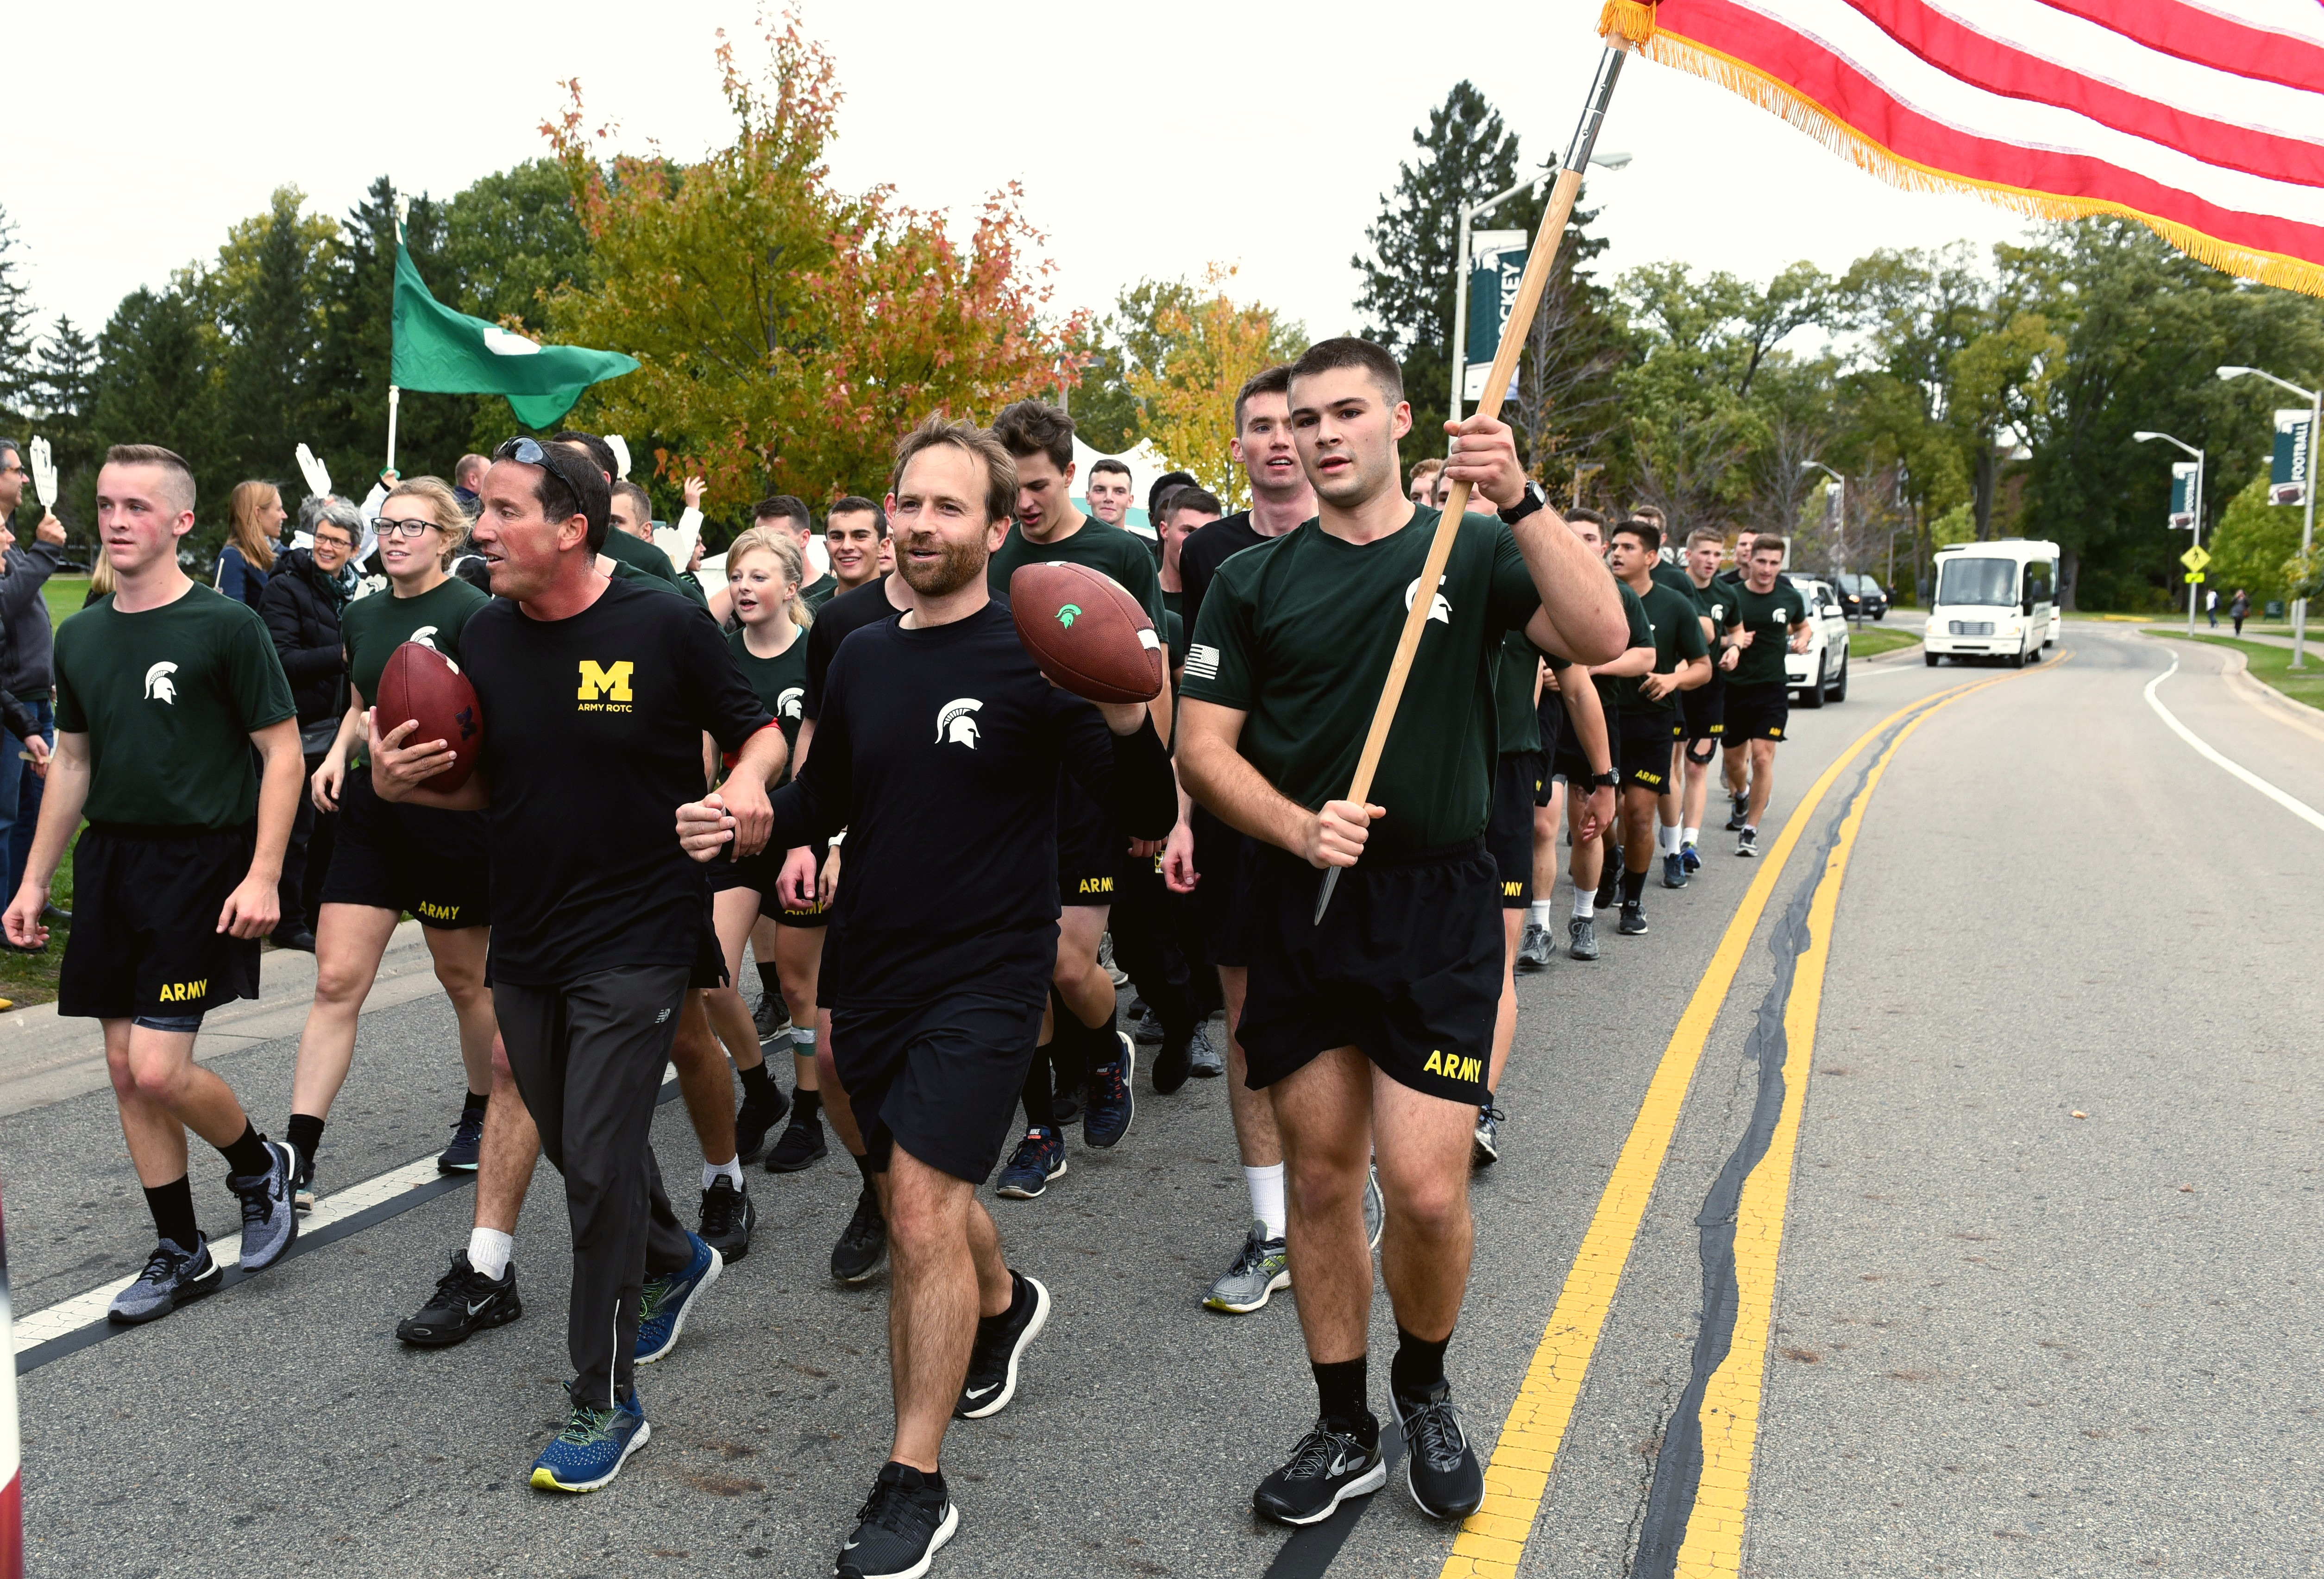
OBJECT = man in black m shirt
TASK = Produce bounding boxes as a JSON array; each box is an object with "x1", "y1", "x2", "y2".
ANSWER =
[
  {"x1": 375, "y1": 435, "x2": 785, "y2": 1493},
  {"x1": 681, "y1": 417, "x2": 1175, "y2": 1579}
]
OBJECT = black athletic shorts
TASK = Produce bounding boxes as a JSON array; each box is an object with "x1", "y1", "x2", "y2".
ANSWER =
[
  {"x1": 1724, "y1": 682, "x2": 1790, "y2": 742},
  {"x1": 1486, "y1": 752, "x2": 1543, "y2": 909},
  {"x1": 320, "y1": 768, "x2": 491, "y2": 929},
  {"x1": 60, "y1": 822, "x2": 263, "y2": 1022},
  {"x1": 705, "y1": 838, "x2": 832, "y2": 928},
  {"x1": 1619, "y1": 712, "x2": 1682, "y2": 792},
  {"x1": 830, "y1": 983, "x2": 1048, "y2": 1183},
  {"x1": 1553, "y1": 705, "x2": 1618, "y2": 786},
  {"x1": 1534, "y1": 693, "x2": 1564, "y2": 802},
  {"x1": 1237, "y1": 838, "x2": 1501, "y2": 1105},
  {"x1": 1682, "y1": 673, "x2": 1726, "y2": 742},
  {"x1": 1056, "y1": 778, "x2": 1121, "y2": 909},
  {"x1": 1191, "y1": 806, "x2": 1256, "y2": 969}
]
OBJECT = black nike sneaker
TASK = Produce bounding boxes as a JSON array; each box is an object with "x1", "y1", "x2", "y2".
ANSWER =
[
  {"x1": 837, "y1": 1461, "x2": 957, "y2": 1579},
  {"x1": 1394, "y1": 1381, "x2": 1485, "y2": 1521},
  {"x1": 396, "y1": 1252, "x2": 521, "y2": 1347},
  {"x1": 954, "y1": 1270, "x2": 1050, "y2": 1419},
  {"x1": 831, "y1": 1183, "x2": 888, "y2": 1284},
  {"x1": 1252, "y1": 1419, "x2": 1387, "y2": 1526}
]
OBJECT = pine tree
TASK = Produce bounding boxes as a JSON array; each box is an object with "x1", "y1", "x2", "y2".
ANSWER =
[
  {"x1": 216, "y1": 186, "x2": 326, "y2": 494},
  {"x1": 0, "y1": 202, "x2": 37, "y2": 423},
  {"x1": 92, "y1": 287, "x2": 223, "y2": 530},
  {"x1": 29, "y1": 315, "x2": 101, "y2": 531}
]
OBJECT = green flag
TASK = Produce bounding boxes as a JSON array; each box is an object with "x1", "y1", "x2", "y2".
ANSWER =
[{"x1": 391, "y1": 242, "x2": 637, "y2": 428}]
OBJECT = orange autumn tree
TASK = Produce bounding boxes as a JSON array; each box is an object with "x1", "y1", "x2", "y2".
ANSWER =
[
  {"x1": 1121, "y1": 265, "x2": 1306, "y2": 507},
  {"x1": 543, "y1": 14, "x2": 1080, "y2": 508}
]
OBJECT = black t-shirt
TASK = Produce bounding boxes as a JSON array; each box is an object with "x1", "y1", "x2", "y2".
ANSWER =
[
  {"x1": 1177, "y1": 512, "x2": 1278, "y2": 642},
  {"x1": 764, "y1": 600, "x2": 1177, "y2": 1005},
  {"x1": 803, "y1": 575, "x2": 911, "y2": 723},
  {"x1": 462, "y1": 578, "x2": 773, "y2": 985}
]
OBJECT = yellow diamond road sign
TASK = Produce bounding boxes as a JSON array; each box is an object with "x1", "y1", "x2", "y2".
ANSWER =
[{"x1": 2181, "y1": 544, "x2": 2211, "y2": 572}]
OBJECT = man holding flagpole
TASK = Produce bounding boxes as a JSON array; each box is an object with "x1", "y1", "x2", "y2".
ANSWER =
[{"x1": 1176, "y1": 337, "x2": 1625, "y2": 1527}]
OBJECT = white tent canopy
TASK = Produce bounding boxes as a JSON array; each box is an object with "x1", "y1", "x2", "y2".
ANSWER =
[{"x1": 1070, "y1": 436, "x2": 1184, "y2": 540}]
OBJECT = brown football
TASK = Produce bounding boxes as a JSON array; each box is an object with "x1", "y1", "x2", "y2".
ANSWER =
[
  {"x1": 1009, "y1": 561, "x2": 1163, "y2": 705},
  {"x1": 375, "y1": 641, "x2": 484, "y2": 793}
]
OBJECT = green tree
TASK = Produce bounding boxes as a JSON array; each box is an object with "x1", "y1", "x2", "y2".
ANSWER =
[
  {"x1": 0, "y1": 202, "x2": 35, "y2": 422},
  {"x1": 205, "y1": 186, "x2": 336, "y2": 496},
  {"x1": 440, "y1": 158, "x2": 594, "y2": 328},
  {"x1": 26, "y1": 315, "x2": 100, "y2": 534},
  {"x1": 1507, "y1": 203, "x2": 1626, "y2": 496},
  {"x1": 90, "y1": 287, "x2": 222, "y2": 532},
  {"x1": 2206, "y1": 473, "x2": 2301, "y2": 606}
]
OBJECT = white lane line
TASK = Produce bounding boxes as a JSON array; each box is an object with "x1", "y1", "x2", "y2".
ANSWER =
[{"x1": 2145, "y1": 653, "x2": 2324, "y2": 834}]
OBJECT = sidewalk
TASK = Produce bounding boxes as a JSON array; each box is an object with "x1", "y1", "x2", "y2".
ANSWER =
[{"x1": 0, "y1": 919, "x2": 435, "y2": 1119}]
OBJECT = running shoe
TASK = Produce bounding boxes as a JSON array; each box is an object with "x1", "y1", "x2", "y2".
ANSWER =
[
  {"x1": 1594, "y1": 856, "x2": 1622, "y2": 912},
  {"x1": 954, "y1": 1269, "x2": 1050, "y2": 1419},
  {"x1": 230, "y1": 1138, "x2": 299, "y2": 1271},
  {"x1": 1187, "y1": 1024, "x2": 1225, "y2": 1078},
  {"x1": 733, "y1": 1084, "x2": 790, "y2": 1165},
  {"x1": 293, "y1": 1147, "x2": 316, "y2": 1215},
  {"x1": 765, "y1": 1107, "x2": 828, "y2": 1172},
  {"x1": 1152, "y1": 1024, "x2": 1192, "y2": 1095},
  {"x1": 995, "y1": 1127, "x2": 1067, "y2": 1199},
  {"x1": 1736, "y1": 826, "x2": 1759, "y2": 858},
  {"x1": 1473, "y1": 1102, "x2": 1503, "y2": 1168},
  {"x1": 1252, "y1": 1420, "x2": 1387, "y2": 1526},
  {"x1": 437, "y1": 1105, "x2": 486, "y2": 1173},
  {"x1": 751, "y1": 994, "x2": 788, "y2": 1042},
  {"x1": 1394, "y1": 1381, "x2": 1485, "y2": 1521},
  {"x1": 1681, "y1": 841, "x2": 1702, "y2": 874},
  {"x1": 831, "y1": 1184, "x2": 888, "y2": 1283},
  {"x1": 1132, "y1": 1007, "x2": 1166, "y2": 1045},
  {"x1": 1051, "y1": 1084, "x2": 1081, "y2": 1126},
  {"x1": 1083, "y1": 1032, "x2": 1135, "y2": 1148},
  {"x1": 634, "y1": 1232, "x2": 722, "y2": 1365},
  {"x1": 396, "y1": 1251, "x2": 522, "y2": 1347},
  {"x1": 1203, "y1": 1221, "x2": 1290, "y2": 1314},
  {"x1": 107, "y1": 1235, "x2": 220, "y2": 1325},
  {"x1": 837, "y1": 1461, "x2": 958, "y2": 1579},
  {"x1": 1515, "y1": 921, "x2": 1554, "y2": 971},
  {"x1": 1726, "y1": 790, "x2": 1749, "y2": 831},
  {"x1": 1619, "y1": 901, "x2": 1649, "y2": 936},
  {"x1": 1662, "y1": 851, "x2": 1687, "y2": 890},
  {"x1": 1365, "y1": 1164, "x2": 1385, "y2": 1252},
  {"x1": 1099, "y1": 934, "x2": 1128, "y2": 988},
  {"x1": 1568, "y1": 916, "x2": 1600, "y2": 961},
  {"x1": 530, "y1": 1391, "x2": 649, "y2": 1493},
  {"x1": 698, "y1": 1176, "x2": 756, "y2": 1263}
]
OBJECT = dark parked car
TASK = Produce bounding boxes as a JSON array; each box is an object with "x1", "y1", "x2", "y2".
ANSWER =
[{"x1": 1834, "y1": 572, "x2": 1888, "y2": 621}]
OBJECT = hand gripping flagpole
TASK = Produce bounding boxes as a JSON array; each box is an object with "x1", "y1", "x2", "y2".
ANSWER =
[{"x1": 1314, "y1": 31, "x2": 1636, "y2": 924}]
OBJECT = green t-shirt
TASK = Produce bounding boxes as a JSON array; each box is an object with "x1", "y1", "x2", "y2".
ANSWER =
[
  {"x1": 600, "y1": 527, "x2": 708, "y2": 608},
  {"x1": 1726, "y1": 579, "x2": 1811, "y2": 688},
  {"x1": 987, "y1": 514, "x2": 1166, "y2": 632},
  {"x1": 54, "y1": 585, "x2": 297, "y2": 830},
  {"x1": 1651, "y1": 560, "x2": 1695, "y2": 602},
  {"x1": 340, "y1": 576, "x2": 492, "y2": 705},
  {"x1": 727, "y1": 624, "x2": 810, "y2": 787},
  {"x1": 1162, "y1": 589, "x2": 1189, "y2": 672},
  {"x1": 1182, "y1": 507, "x2": 1542, "y2": 856},
  {"x1": 1631, "y1": 579, "x2": 1712, "y2": 723},
  {"x1": 1492, "y1": 631, "x2": 1544, "y2": 756},
  {"x1": 1591, "y1": 578, "x2": 1656, "y2": 717},
  {"x1": 800, "y1": 572, "x2": 839, "y2": 611}
]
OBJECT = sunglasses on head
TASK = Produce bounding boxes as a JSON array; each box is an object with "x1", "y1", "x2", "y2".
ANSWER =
[{"x1": 493, "y1": 436, "x2": 590, "y2": 516}]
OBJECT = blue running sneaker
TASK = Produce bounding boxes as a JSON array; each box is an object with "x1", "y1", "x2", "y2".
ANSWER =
[
  {"x1": 530, "y1": 1391, "x2": 649, "y2": 1492},
  {"x1": 107, "y1": 1235, "x2": 221, "y2": 1325},
  {"x1": 1083, "y1": 1031, "x2": 1136, "y2": 1148},
  {"x1": 231, "y1": 1138, "x2": 299, "y2": 1272},
  {"x1": 995, "y1": 1127, "x2": 1066, "y2": 1199},
  {"x1": 634, "y1": 1232, "x2": 722, "y2": 1365},
  {"x1": 1681, "y1": 842, "x2": 1702, "y2": 874},
  {"x1": 437, "y1": 1103, "x2": 486, "y2": 1172},
  {"x1": 1661, "y1": 851, "x2": 1687, "y2": 890}
]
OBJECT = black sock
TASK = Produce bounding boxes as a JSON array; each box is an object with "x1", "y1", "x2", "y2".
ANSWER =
[
  {"x1": 738, "y1": 1060, "x2": 778, "y2": 1103},
  {"x1": 1390, "y1": 1325, "x2": 1451, "y2": 1404},
  {"x1": 1022, "y1": 1051, "x2": 1057, "y2": 1129},
  {"x1": 284, "y1": 1113, "x2": 325, "y2": 1170},
  {"x1": 462, "y1": 1088, "x2": 489, "y2": 1114},
  {"x1": 852, "y1": 1149, "x2": 877, "y2": 1188},
  {"x1": 883, "y1": 1459, "x2": 947, "y2": 1495},
  {"x1": 143, "y1": 1176, "x2": 200, "y2": 1248},
  {"x1": 1621, "y1": 866, "x2": 1647, "y2": 904},
  {"x1": 755, "y1": 962, "x2": 782, "y2": 1005},
  {"x1": 791, "y1": 1087, "x2": 822, "y2": 1123},
  {"x1": 1312, "y1": 1356, "x2": 1377, "y2": 1447},
  {"x1": 219, "y1": 1121, "x2": 272, "y2": 1179}
]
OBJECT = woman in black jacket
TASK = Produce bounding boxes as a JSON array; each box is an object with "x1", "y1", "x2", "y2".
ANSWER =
[{"x1": 259, "y1": 506, "x2": 359, "y2": 950}]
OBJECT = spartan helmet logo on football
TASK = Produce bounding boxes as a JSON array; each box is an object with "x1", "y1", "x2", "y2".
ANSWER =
[
  {"x1": 410, "y1": 625, "x2": 440, "y2": 650},
  {"x1": 935, "y1": 698, "x2": 984, "y2": 749},
  {"x1": 1403, "y1": 575, "x2": 1452, "y2": 625},
  {"x1": 144, "y1": 661, "x2": 180, "y2": 704},
  {"x1": 777, "y1": 686, "x2": 804, "y2": 721}
]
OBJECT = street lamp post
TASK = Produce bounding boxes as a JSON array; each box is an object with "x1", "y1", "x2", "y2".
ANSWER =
[
  {"x1": 2217, "y1": 365, "x2": 2319, "y2": 666},
  {"x1": 1801, "y1": 459, "x2": 1849, "y2": 623},
  {"x1": 1449, "y1": 151, "x2": 1631, "y2": 423},
  {"x1": 2132, "y1": 430, "x2": 2206, "y2": 636}
]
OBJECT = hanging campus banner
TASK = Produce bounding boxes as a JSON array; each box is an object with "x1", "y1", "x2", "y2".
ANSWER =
[
  {"x1": 1464, "y1": 230, "x2": 1528, "y2": 402},
  {"x1": 2169, "y1": 460, "x2": 2198, "y2": 527},
  {"x1": 2274, "y1": 408, "x2": 2312, "y2": 506}
]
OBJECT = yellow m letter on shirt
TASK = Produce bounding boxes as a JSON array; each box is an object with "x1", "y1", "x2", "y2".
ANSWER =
[{"x1": 577, "y1": 661, "x2": 635, "y2": 702}]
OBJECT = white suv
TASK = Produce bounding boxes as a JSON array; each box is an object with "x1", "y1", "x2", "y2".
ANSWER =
[{"x1": 1782, "y1": 574, "x2": 1853, "y2": 708}]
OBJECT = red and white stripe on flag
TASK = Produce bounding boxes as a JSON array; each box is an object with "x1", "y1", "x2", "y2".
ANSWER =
[{"x1": 1613, "y1": 0, "x2": 2324, "y2": 296}]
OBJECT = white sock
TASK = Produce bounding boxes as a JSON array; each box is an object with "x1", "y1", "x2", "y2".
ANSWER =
[
  {"x1": 704, "y1": 1156, "x2": 744, "y2": 1191},
  {"x1": 1526, "y1": 900, "x2": 1551, "y2": 928},
  {"x1": 1245, "y1": 1163, "x2": 1287, "y2": 1241},
  {"x1": 791, "y1": 1026, "x2": 816, "y2": 1049},
  {"x1": 1659, "y1": 824, "x2": 1681, "y2": 856},
  {"x1": 1742, "y1": 823, "x2": 1758, "y2": 835},
  {"x1": 1683, "y1": 826, "x2": 1698, "y2": 848},
  {"x1": 1572, "y1": 890, "x2": 1595, "y2": 921},
  {"x1": 467, "y1": 1226, "x2": 514, "y2": 1281}
]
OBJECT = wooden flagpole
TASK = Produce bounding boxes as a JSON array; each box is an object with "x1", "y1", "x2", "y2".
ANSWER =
[{"x1": 1315, "y1": 38, "x2": 1633, "y2": 923}]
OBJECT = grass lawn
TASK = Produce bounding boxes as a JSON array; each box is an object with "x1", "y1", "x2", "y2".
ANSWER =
[
  {"x1": 1849, "y1": 625, "x2": 1920, "y2": 660},
  {"x1": 44, "y1": 576, "x2": 91, "y2": 629},
  {"x1": 0, "y1": 831, "x2": 72, "y2": 1009},
  {"x1": 2156, "y1": 633, "x2": 2324, "y2": 712}
]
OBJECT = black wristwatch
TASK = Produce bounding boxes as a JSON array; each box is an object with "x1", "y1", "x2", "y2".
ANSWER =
[
  {"x1": 1587, "y1": 768, "x2": 1619, "y2": 790},
  {"x1": 1496, "y1": 481, "x2": 1546, "y2": 526}
]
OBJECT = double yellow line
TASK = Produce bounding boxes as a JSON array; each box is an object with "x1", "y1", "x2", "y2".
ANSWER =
[{"x1": 1441, "y1": 658, "x2": 2062, "y2": 1578}]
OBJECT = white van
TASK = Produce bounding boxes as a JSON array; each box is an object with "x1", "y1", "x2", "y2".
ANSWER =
[{"x1": 1923, "y1": 539, "x2": 2057, "y2": 667}]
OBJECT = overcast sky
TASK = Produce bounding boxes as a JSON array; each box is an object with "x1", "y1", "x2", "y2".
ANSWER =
[{"x1": 8, "y1": 0, "x2": 2030, "y2": 355}]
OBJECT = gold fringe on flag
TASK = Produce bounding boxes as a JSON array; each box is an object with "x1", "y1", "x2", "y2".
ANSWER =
[
  {"x1": 1642, "y1": 28, "x2": 2324, "y2": 299},
  {"x1": 1599, "y1": 0, "x2": 1661, "y2": 46}
]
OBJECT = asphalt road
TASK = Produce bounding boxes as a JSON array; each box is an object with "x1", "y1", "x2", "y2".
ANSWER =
[{"x1": 6, "y1": 623, "x2": 2318, "y2": 1578}]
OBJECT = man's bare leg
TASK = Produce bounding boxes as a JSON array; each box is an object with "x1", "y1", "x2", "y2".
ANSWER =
[
  {"x1": 1487, "y1": 909, "x2": 1523, "y2": 1093},
  {"x1": 1371, "y1": 1067, "x2": 1478, "y2": 1345},
  {"x1": 669, "y1": 992, "x2": 737, "y2": 1169},
  {"x1": 878, "y1": 1147, "x2": 1013, "y2": 1472},
  {"x1": 1269, "y1": 1046, "x2": 1376, "y2": 1367},
  {"x1": 1745, "y1": 737, "x2": 1778, "y2": 830}
]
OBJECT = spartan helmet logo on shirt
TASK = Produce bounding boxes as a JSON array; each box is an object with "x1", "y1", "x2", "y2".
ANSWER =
[
  {"x1": 144, "y1": 661, "x2": 179, "y2": 704},
  {"x1": 935, "y1": 698, "x2": 983, "y2": 749},
  {"x1": 777, "y1": 686, "x2": 804, "y2": 721},
  {"x1": 410, "y1": 625, "x2": 440, "y2": 650},
  {"x1": 1403, "y1": 575, "x2": 1452, "y2": 625}
]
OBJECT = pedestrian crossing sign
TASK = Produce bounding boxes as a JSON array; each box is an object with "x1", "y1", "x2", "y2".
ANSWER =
[{"x1": 2180, "y1": 545, "x2": 2211, "y2": 572}]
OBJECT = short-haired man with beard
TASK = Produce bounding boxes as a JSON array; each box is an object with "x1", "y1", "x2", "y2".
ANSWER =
[
  {"x1": 1178, "y1": 337, "x2": 1626, "y2": 1526},
  {"x1": 680, "y1": 417, "x2": 1175, "y2": 1579}
]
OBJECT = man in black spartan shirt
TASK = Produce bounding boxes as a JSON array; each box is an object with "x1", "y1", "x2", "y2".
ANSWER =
[{"x1": 681, "y1": 417, "x2": 1175, "y2": 1579}]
